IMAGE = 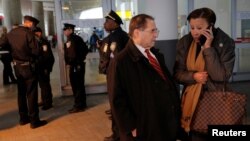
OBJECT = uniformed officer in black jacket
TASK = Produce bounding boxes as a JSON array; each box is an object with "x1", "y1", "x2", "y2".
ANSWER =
[
  {"x1": 97, "y1": 10, "x2": 129, "y2": 141},
  {"x1": 0, "y1": 26, "x2": 17, "y2": 85},
  {"x1": 34, "y1": 27, "x2": 55, "y2": 111},
  {"x1": 63, "y1": 23, "x2": 89, "y2": 113},
  {"x1": 0, "y1": 15, "x2": 47, "y2": 128}
]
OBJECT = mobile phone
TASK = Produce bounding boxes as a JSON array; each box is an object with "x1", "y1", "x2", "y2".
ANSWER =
[{"x1": 199, "y1": 24, "x2": 214, "y2": 46}]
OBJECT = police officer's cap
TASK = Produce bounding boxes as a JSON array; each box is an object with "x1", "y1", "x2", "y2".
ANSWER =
[
  {"x1": 33, "y1": 27, "x2": 42, "y2": 33},
  {"x1": 63, "y1": 23, "x2": 76, "y2": 30},
  {"x1": 24, "y1": 15, "x2": 40, "y2": 26},
  {"x1": 105, "y1": 10, "x2": 123, "y2": 25}
]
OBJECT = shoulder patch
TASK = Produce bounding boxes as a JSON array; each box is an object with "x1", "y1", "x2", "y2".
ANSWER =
[{"x1": 110, "y1": 42, "x2": 117, "y2": 52}]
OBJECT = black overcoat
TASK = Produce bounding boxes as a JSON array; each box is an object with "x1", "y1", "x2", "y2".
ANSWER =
[{"x1": 110, "y1": 39, "x2": 181, "y2": 141}]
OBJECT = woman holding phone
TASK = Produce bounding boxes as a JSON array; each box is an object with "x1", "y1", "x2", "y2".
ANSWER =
[{"x1": 174, "y1": 7, "x2": 235, "y2": 141}]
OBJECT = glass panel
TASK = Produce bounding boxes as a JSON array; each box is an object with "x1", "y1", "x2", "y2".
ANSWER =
[
  {"x1": 61, "y1": 0, "x2": 103, "y2": 20},
  {"x1": 239, "y1": 48, "x2": 250, "y2": 72},
  {"x1": 177, "y1": 0, "x2": 189, "y2": 38},
  {"x1": 114, "y1": 0, "x2": 137, "y2": 31},
  {"x1": 74, "y1": 26, "x2": 104, "y2": 44},
  {"x1": 194, "y1": 0, "x2": 231, "y2": 36},
  {"x1": 115, "y1": 0, "x2": 135, "y2": 20},
  {"x1": 62, "y1": 26, "x2": 106, "y2": 87},
  {"x1": 235, "y1": 0, "x2": 250, "y2": 75},
  {"x1": 236, "y1": 0, "x2": 250, "y2": 43}
]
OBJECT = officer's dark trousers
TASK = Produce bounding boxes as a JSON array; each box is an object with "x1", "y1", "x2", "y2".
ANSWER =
[
  {"x1": 38, "y1": 71, "x2": 53, "y2": 106},
  {"x1": 14, "y1": 64, "x2": 39, "y2": 123},
  {"x1": 69, "y1": 62, "x2": 87, "y2": 108}
]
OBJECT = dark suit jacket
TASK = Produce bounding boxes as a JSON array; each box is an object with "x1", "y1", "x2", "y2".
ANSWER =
[{"x1": 110, "y1": 39, "x2": 181, "y2": 141}]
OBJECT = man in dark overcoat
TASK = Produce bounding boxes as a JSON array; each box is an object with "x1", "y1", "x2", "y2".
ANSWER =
[{"x1": 110, "y1": 14, "x2": 181, "y2": 141}]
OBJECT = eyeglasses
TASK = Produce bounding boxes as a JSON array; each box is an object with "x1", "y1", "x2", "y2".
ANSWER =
[{"x1": 141, "y1": 28, "x2": 160, "y2": 34}]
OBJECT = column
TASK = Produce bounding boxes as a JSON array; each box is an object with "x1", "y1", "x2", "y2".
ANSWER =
[
  {"x1": 54, "y1": 0, "x2": 67, "y2": 93},
  {"x1": 2, "y1": 0, "x2": 22, "y2": 31},
  {"x1": 48, "y1": 11, "x2": 55, "y2": 36},
  {"x1": 44, "y1": 10, "x2": 55, "y2": 36},
  {"x1": 32, "y1": 1, "x2": 45, "y2": 32},
  {"x1": 138, "y1": 0, "x2": 178, "y2": 73}
]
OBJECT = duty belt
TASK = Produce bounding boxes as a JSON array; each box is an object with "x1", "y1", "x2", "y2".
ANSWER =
[{"x1": 13, "y1": 60, "x2": 30, "y2": 66}]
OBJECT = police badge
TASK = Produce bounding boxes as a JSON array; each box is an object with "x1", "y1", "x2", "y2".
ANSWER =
[
  {"x1": 219, "y1": 43, "x2": 223, "y2": 48},
  {"x1": 103, "y1": 43, "x2": 108, "y2": 53},
  {"x1": 110, "y1": 42, "x2": 117, "y2": 52},
  {"x1": 43, "y1": 45, "x2": 47, "y2": 51}
]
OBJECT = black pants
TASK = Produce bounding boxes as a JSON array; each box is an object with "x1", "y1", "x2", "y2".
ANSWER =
[
  {"x1": 69, "y1": 63, "x2": 87, "y2": 108},
  {"x1": 38, "y1": 70, "x2": 53, "y2": 106},
  {"x1": 90, "y1": 45, "x2": 97, "y2": 52},
  {"x1": 1, "y1": 59, "x2": 16, "y2": 84},
  {"x1": 14, "y1": 64, "x2": 40, "y2": 124}
]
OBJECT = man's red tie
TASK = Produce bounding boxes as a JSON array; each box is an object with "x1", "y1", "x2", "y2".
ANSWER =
[{"x1": 145, "y1": 49, "x2": 166, "y2": 80}]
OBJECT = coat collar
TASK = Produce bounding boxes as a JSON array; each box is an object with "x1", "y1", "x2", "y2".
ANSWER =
[
  {"x1": 127, "y1": 39, "x2": 160, "y2": 62},
  {"x1": 126, "y1": 39, "x2": 175, "y2": 83},
  {"x1": 111, "y1": 26, "x2": 123, "y2": 34}
]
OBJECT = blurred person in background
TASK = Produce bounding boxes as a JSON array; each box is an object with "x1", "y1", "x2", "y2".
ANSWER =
[{"x1": 0, "y1": 26, "x2": 17, "y2": 85}]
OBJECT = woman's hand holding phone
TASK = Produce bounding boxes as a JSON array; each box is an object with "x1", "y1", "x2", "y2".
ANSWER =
[{"x1": 199, "y1": 25, "x2": 214, "y2": 48}]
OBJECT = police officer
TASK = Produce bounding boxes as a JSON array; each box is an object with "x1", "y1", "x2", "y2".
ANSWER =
[
  {"x1": 0, "y1": 15, "x2": 47, "y2": 129},
  {"x1": 97, "y1": 10, "x2": 129, "y2": 141},
  {"x1": 0, "y1": 26, "x2": 17, "y2": 85},
  {"x1": 34, "y1": 27, "x2": 54, "y2": 111},
  {"x1": 63, "y1": 23, "x2": 89, "y2": 113}
]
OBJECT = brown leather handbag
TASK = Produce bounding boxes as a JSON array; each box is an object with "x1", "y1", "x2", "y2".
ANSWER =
[{"x1": 191, "y1": 90, "x2": 247, "y2": 133}]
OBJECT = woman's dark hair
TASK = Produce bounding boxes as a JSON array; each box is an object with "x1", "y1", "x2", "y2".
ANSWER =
[
  {"x1": 129, "y1": 14, "x2": 154, "y2": 37},
  {"x1": 187, "y1": 7, "x2": 216, "y2": 25}
]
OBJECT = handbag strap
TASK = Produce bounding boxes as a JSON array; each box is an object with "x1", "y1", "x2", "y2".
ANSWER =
[{"x1": 204, "y1": 70, "x2": 229, "y2": 93}]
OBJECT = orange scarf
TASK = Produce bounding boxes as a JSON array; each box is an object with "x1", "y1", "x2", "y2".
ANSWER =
[{"x1": 181, "y1": 41, "x2": 205, "y2": 132}]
